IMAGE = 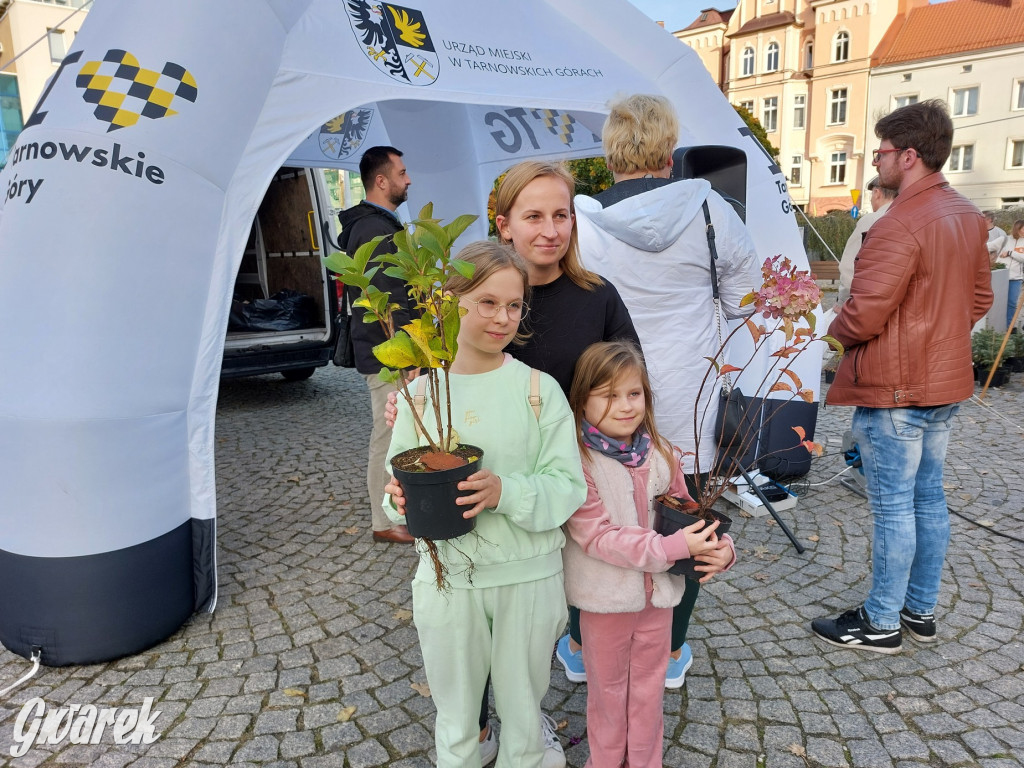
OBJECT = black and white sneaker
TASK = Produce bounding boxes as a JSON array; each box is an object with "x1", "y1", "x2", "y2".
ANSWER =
[
  {"x1": 899, "y1": 607, "x2": 936, "y2": 643},
  {"x1": 811, "y1": 606, "x2": 902, "y2": 654}
]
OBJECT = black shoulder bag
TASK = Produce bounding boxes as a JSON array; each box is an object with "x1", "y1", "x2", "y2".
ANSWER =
[{"x1": 332, "y1": 282, "x2": 356, "y2": 368}]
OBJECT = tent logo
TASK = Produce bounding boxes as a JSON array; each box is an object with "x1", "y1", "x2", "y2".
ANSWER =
[
  {"x1": 318, "y1": 108, "x2": 374, "y2": 160},
  {"x1": 75, "y1": 49, "x2": 198, "y2": 132},
  {"x1": 532, "y1": 110, "x2": 579, "y2": 146},
  {"x1": 347, "y1": 1, "x2": 438, "y2": 86}
]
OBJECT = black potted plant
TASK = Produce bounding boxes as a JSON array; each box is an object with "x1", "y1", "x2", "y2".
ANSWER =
[
  {"x1": 325, "y1": 204, "x2": 479, "y2": 583},
  {"x1": 1007, "y1": 330, "x2": 1024, "y2": 372},
  {"x1": 972, "y1": 327, "x2": 1009, "y2": 387}
]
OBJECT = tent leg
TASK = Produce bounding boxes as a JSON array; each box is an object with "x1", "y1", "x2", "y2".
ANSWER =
[{"x1": 733, "y1": 463, "x2": 805, "y2": 554}]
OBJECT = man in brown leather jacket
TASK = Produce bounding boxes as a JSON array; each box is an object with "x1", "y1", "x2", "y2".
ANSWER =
[{"x1": 812, "y1": 100, "x2": 992, "y2": 654}]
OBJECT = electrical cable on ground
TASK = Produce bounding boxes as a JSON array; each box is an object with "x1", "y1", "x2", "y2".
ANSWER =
[{"x1": 0, "y1": 648, "x2": 41, "y2": 698}]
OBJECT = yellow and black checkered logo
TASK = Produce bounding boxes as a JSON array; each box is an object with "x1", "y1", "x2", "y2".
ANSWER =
[
  {"x1": 532, "y1": 109, "x2": 578, "y2": 146},
  {"x1": 75, "y1": 49, "x2": 197, "y2": 132}
]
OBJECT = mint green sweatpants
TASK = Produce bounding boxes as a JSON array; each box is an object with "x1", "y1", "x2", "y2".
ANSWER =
[{"x1": 413, "y1": 573, "x2": 567, "y2": 768}]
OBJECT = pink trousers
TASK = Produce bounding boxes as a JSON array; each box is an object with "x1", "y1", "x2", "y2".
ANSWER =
[{"x1": 580, "y1": 590, "x2": 672, "y2": 768}]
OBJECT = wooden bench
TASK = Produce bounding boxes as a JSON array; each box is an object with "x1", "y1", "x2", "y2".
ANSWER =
[{"x1": 808, "y1": 260, "x2": 841, "y2": 282}]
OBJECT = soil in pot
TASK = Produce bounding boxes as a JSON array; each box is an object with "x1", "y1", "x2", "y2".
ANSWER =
[
  {"x1": 653, "y1": 495, "x2": 733, "y2": 579},
  {"x1": 392, "y1": 445, "x2": 484, "y2": 541}
]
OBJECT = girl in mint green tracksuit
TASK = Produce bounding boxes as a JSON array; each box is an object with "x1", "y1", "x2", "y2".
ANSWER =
[{"x1": 383, "y1": 241, "x2": 586, "y2": 768}]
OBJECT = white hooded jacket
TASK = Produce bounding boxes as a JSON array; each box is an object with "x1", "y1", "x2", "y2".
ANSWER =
[{"x1": 576, "y1": 179, "x2": 760, "y2": 472}]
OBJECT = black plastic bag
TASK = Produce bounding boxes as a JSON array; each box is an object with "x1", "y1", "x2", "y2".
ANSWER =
[{"x1": 228, "y1": 290, "x2": 316, "y2": 332}]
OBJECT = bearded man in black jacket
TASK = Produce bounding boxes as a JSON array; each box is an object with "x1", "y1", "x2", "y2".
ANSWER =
[{"x1": 338, "y1": 146, "x2": 415, "y2": 544}]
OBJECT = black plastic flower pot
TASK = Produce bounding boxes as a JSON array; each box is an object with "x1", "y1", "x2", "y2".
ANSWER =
[
  {"x1": 653, "y1": 496, "x2": 733, "y2": 579},
  {"x1": 988, "y1": 368, "x2": 1010, "y2": 388},
  {"x1": 391, "y1": 445, "x2": 483, "y2": 540}
]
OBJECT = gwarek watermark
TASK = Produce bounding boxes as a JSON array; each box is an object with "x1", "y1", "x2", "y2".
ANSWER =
[{"x1": 9, "y1": 697, "x2": 162, "y2": 757}]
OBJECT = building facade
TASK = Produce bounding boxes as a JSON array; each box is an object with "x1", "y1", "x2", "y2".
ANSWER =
[
  {"x1": 868, "y1": 0, "x2": 1024, "y2": 210},
  {"x1": 0, "y1": 0, "x2": 90, "y2": 165},
  {"x1": 676, "y1": 0, "x2": 1022, "y2": 214}
]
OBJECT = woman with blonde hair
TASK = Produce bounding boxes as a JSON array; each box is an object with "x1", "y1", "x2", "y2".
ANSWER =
[
  {"x1": 493, "y1": 159, "x2": 638, "y2": 394},
  {"x1": 575, "y1": 92, "x2": 760, "y2": 688}
]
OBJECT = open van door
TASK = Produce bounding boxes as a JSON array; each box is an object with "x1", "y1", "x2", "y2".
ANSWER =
[{"x1": 221, "y1": 166, "x2": 342, "y2": 380}]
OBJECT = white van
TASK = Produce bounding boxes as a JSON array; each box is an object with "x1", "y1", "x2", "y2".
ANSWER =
[{"x1": 221, "y1": 165, "x2": 357, "y2": 380}]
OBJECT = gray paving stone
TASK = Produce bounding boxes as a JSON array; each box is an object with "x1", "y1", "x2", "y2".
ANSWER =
[{"x1": 2, "y1": 365, "x2": 1022, "y2": 767}]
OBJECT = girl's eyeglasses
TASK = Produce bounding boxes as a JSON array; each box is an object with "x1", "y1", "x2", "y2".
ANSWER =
[{"x1": 464, "y1": 297, "x2": 529, "y2": 320}]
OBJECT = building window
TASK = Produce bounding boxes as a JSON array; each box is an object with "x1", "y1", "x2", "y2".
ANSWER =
[
  {"x1": 790, "y1": 155, "x2": 803, "y2": 186},
  {"x1": 894, "y1": 94, "x2": 918, "y2": 109},
  {"x1": 793, "y1": 94, "x2": 806, "y2": 129},
  {"x1": 1010, "y1": 140, "x2": 1024, "y2": 169},
  {"x1": 1003, "y1": 197, "x2": 1024, "y2": 208},
  {"x1": 47, "y1": 29, "x2": 66, "y2": 64},
  {"x1": 804, "y1": 41, "x2": 813, "y2": 70},
  {"x1": 949, "y1": 144, "x2": 974, "y2": 172},
  {"x1": 1013, "y1": 79, "x2": 1024, "y2": 111},
  {"x1": 952, "y1": 86, "x2": 979, "y2": 117},
  {"x1": 739, "y1": 99, "x2": 754, "y2": 114},
  {"x1": 742, "y1": 47, "x2": 754, "y2": 76},
  {"x1": 762, "y1": 96, "x2": 778, "y2": 132},
  {"x1": 766, "y1": 42, "x2": 779, "y2": 72},
  {"x1": 829, "y1": 152, "x2": 847, "y2": 184},
  {"x1": 0, "y1": 73, "x2": 24, "y2": 168},
  {"x1": 832, "y1": 31, "x2": 849, "y2": 63},
  {"x1": 829, "y1": 88, "x2": 848, "y2": 125}
]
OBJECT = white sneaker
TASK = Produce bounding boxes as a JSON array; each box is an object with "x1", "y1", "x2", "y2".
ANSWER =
[
  {"x1": 479, "y1": 722, "x2": 498, "y2": 766},
  {"x1": 540, "y1": 713, "x2": 566, "y2": 768}
]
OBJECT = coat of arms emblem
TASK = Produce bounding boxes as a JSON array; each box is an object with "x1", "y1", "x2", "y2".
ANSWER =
[
  {"x1": 319, "y1": 108, "x2": 374, "y2": 160},
  {"x1": 346, "y1": 1, "x2": 439, "y2": 86}
]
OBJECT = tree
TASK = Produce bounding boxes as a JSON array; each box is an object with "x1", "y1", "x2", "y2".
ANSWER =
[
  {"x1": 734, "y1": 105, "x2": 779, "y2": 161},
  {"x1": 567, "y1": 156, "x2": 613, "y2": 197}
]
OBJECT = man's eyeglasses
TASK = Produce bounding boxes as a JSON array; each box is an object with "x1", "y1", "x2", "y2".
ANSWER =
[
  {"x1": 872, "y1": 147, "x2": 905, "y2": 164},
  {"x1": 464, "y1": 297, "x2": 529, "y2": 320}
]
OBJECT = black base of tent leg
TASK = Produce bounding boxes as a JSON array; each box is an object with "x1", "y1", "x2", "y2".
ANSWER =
[
  {"x1": 0, "y1": 522, "x2": 196, "y2": 666},
  {"x1": 734, "y1": 463, "x2": 805, "y2": 554}
]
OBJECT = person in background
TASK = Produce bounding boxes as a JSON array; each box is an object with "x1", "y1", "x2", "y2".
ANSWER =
[
  {"x1": 996, "y1": 219, "x2": 1024, "y2": 328},
  {"x1": 837, "y1": 176, "x2": 898, "y2": 304},
  {"x1": 812, "y1": 100, "x2": 992, "y2": 653},
  {"x1": 573, "y1": 93, "x2": 759, "y2": 688},
  {"x1": 338, "y1": 146, "x2": 415, "y2": 544},
  {"x1": 985, "y1": 211, "x2": 1007, "y2": 265}
]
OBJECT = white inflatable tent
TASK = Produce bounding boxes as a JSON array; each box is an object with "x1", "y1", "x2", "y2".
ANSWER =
[{"x1": 0, "y1": 0, "x2": 814, "y2": 666}]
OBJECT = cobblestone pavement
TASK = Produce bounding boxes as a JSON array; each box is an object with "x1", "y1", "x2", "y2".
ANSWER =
[{"x1": 1, "y1": 362, "x2": 1022, "y2": 768}]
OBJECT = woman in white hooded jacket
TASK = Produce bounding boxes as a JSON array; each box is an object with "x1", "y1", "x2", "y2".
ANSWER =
[{"x1": 573, "y1": 94, "x2": 760, "y2": 682}]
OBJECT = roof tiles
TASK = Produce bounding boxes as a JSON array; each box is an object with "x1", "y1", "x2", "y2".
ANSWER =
[{"x1": 877, "y1": 0, "x2": 1024, "y2": 66}]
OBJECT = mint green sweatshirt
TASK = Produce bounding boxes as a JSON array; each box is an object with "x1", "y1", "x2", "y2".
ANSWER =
[{"x1": 385, "y1": 358, "x2": 587, "y2": 589}]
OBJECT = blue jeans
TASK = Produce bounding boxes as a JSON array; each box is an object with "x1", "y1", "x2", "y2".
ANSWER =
[
  {"x1": 1007, "y1": 279, "x2": 1022, "y2": 329},
  {"x1": 852, "y1": 404, "x2": 959, "y2": 630}
]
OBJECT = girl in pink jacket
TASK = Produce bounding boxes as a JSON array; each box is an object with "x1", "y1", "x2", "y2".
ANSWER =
[{"x1": 563, "y1": 341, "x2": 735, "y2": 768}]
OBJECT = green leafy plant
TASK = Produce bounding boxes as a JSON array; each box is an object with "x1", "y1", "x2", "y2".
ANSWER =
[
  {"x1": 324, "y1": 203, "x2": 477, "y2": 459},
  {"x1": 971, "y1": 327, "x2": 1001, "y2": 368}
]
